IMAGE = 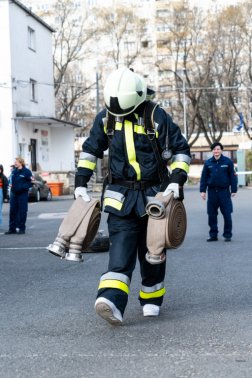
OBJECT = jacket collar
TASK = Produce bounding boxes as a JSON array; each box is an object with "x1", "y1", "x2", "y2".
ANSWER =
[{"x1": 210, "y1": 154, "x2": 224, "y2": 163}]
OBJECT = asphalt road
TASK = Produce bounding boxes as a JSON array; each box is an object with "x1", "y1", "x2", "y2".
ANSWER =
[{"x1": 1, "y1": 186, "x2": 252, "y2": 378}]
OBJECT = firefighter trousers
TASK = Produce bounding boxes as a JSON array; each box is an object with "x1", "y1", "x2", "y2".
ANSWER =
[{"x1": 97, "y1": 210, "x2": 166, "y2": 315}]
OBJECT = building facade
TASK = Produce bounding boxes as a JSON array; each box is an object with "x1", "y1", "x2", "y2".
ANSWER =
[{"x1": 0, "y1": 0, "x2": 77, "y2": 172}]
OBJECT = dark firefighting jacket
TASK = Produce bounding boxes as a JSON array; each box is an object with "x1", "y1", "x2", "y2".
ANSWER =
[
  {"x1": 76, "y1": 101, "x2": 191, "y2": 217},
  {"x1": 200, "y1": 155, "x2": 238, "y2": 193}
]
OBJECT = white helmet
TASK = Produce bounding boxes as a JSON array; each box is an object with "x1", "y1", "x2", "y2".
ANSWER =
[{"x1": 104, "y1": 67, "x2": 147, "y2": 117}]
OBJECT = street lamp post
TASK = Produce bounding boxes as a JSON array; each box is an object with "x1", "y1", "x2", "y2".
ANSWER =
[
  {"x1": 95, "y1": 61, "x2": 124, "y2": 182},
  {"x1": 183, "y1": 68, "x2": 187, "y2": 141}
]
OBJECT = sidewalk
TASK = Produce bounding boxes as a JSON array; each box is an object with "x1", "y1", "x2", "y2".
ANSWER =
[{"x1": 52, "y1": 192, "x2": 102, "y2": 201}]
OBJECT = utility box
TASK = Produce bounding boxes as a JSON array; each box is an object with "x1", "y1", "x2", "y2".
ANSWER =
[{"x1": 237, "y1": 150, "x2": 246, "y2": 186}]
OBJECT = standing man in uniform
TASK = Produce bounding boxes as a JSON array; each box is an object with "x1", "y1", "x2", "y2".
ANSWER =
[
  {"x1": 75, "y1": 67, "x2": 191, "y2": 325},
  {"x1": 200, "y1": 142, "x2": 237, "y2": 242},
  {"x1": 5, "y1": 157, "x2": 34, "y2": 235}
]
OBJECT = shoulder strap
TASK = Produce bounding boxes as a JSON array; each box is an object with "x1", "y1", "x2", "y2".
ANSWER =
[
  {"x1": 106, "y1": 110, "x2": 116, "y2": 184},
  {"x1": 144, "y1": 101, "x2": 166, "y2": 182}
]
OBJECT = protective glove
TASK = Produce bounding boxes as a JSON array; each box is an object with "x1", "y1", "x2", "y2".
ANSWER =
[
  {"x1": 74, "y1": 187, "x2": 91, "y2": 202},
  {"x1": 163, "y1": 183, "x2": 184, "y2": 200}
]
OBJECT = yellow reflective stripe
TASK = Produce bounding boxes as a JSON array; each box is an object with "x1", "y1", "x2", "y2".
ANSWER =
[
  {"x1": 134, "y1": 125, "x2": 146, "y2": 135},
  {"x1": 134, "y1": 113, "x2": 139, "y2": 119},
  {"x1": 170, "y1": 162, "x2": 189, "y2": 173},
  {"x1": 77, "y1": 160, "x2": 96, "y2": 170},
  {"x1": 98, "y1": 280, "x2": 129, "y2": 294},
  {"x1": 133, "y1": 125, "x2": 158, "y2": 138},
  {"x1": 141, "y1": 213, "x2": 147, "y2": 217},
  {"x1": 104, "y1": 198, "x2": 123, "y2": 210},
  {"x1": 139, "y1": 287, "x2": 165, "y2": 299},
  {"x1": 115, "y1": 122, "x2": 122, "y2": 131},
  {"x1": 124, "y1": 120, "x2": 141, "y2": 181},
  {"x1": 104, "y1": 125, "x2": 107, "y2": 134}
]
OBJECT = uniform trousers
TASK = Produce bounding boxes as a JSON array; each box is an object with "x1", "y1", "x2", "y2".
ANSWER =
[
  {"x1": 9, "y1": 192, "x2": 29, "y2": 231},
  {"x1": 207, "y1": 188, "x2": 233, "y2": 238},
  {"x1": 97, "y1": 210, "x2": 166, "y2": 315}
]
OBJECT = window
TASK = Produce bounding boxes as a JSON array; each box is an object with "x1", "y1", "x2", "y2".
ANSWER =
[
  {"x1": 222, "y1": 151, "x2": 231, "y2": 159},
  {"x1": 203, "y1": 151, "x2": 213, "y2": 160},
  {"x1": 71, "y1": 1, "x2": 81, "y2": 7},
  {"x1": 141, "y1": 41, "x2": 152, "y2": 48},
  {"x1": 233, "y1": 96, "x2": 242, "y2": 104},
  {"x1": 156, "y1": 23, "x2": 170, "y2": 33},
  {"x1": 90, "y1": 89, "x2": 96, "y2": 99},
  {"x1": 28, "y1": 27, "x2": 36, "y2": 51},
  {"x1": 73, "y1": 75, "x2": 83, "y2": 83},
  {"x1": 157, "y1": 10, "x2": 170, "y2": 18},
  {"x1": 75, "y1": 104, "x2": 84, "y2": 112},
  {"x1": 88, "y1": 0, "x2": 96, "y2": 8},
  {"x1": 159, "y1": 85, "x2": 172, "y2": 93},
  {"x1": 124, "y1": 42, "x2": 135, "y2": 50},
  {"x1": 30, "y1": 79, "x2": 37, "y2": 102},
  {"x1": 77, "y1": 119, "x2": 86, "y2": 126}
]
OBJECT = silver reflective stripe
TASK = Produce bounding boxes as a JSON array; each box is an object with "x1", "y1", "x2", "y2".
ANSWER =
[
  {"x1": 102, "y1": 117, "x2": 106, "y2": 126},
  {"x1": 100, "y1": 272, "x2": 130, "y2": 287},
  {"x1": 141, "y1": 281, "x2": 164, "y2": 293},
  {"x1": 116, "y1": 116, "x2": 124, "y2": 123},
  {"x1": 171, "y1": 154, "x2": 191, "y2": 165},
  {"x1": 137, "y1": 117, "x2": 144, "y2": 126},
  {"x1": 146, "y1": 196, "x2": 154, "y2": 203},
  {"x1": 104, "y1": 190, "x2": 125, "y2": 203},
  {"x1": 154, "y1": 122, "x2": 159, "y2": 131},
  {"x1": 79, "y1": 152, "x2": 97, "y2": 163}
]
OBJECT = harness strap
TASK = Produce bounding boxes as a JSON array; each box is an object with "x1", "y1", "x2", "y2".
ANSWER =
[
  {"x1": 144, "y1": 101, "x2": 166, "y2": 182},
  {"x1": 106, "y1": 111, "x2": 115, "y2": 184}
]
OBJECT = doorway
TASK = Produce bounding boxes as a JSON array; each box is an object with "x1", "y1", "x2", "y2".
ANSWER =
[{"x1": 30, "y1": 139, "x2": 37, "y2": 171}]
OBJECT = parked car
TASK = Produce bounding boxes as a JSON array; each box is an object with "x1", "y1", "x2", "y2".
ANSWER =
[{"x1": 28, "y1": 174, "x2": 52, "y2": 202}]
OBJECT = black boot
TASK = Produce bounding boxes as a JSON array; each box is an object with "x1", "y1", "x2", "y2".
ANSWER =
[
  {"x1": 17, "y1": 230, "x2": 25, "y2": 234},
  {"x1": 224, "y1": 237, "x2": 231, "y2": 242},
  {"x1": 207, "y1": 236, "x2": 218, "y2": 242},
  {"x1": 5, "y1": 230, "x2": 17, "y2": 234}
]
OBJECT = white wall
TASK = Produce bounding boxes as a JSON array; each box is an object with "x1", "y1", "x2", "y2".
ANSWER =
[
  {"x1": 18, "y1": 121, "x2": 53, "y2": 171},
  {"x1": 0, "y1": 0, "x2": 15, "y2": 171},
  {"x1": 9, "y1": 2, "x2": 55, "y2": 118},
  {"x1": 51, "y1": 127, "x2": 75, "y2": 171}
]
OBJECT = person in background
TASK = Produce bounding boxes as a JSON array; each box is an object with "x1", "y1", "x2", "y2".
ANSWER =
[
  {"x1": 5, "y1": 157, "x2": 34, "y2": 235},
  {"x1": 200, "y1": 142, "x2": 237, "y2": 242},
  {"x1": 0, "y1": 165, "x2": 9, "y2": 229}
]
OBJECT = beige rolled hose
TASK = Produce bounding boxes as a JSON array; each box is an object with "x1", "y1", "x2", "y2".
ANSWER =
[
  {"x1": 146, "y1": 192, "x2": 187, "y2": 264},
  {"x1": 51, "y1": 196, "x2": 101, "y2": 261}
]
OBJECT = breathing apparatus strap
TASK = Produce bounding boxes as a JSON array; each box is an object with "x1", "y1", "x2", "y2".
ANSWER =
[
  {"x1": 144, "y1": 101, "x2": 167, "y2": 182},
  {"x1": 106, "y1": 111, "x2": 116, "y2": 185}
]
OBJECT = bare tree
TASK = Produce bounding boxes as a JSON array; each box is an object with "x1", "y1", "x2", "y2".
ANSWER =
[{"x1": 96, "y1": 5, "x2": 150, "y2": 68}]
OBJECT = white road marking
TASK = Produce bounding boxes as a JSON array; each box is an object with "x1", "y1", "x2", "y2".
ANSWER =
[
  {"x1": 0, "y1": 247, "x2": 47, "y2": 250},
  {"x1": 38, "y1": 213, "x2": 67, "y2": 219},
  {"x1": 29, "y1": 226, "x2": 35, "y2": 228}
]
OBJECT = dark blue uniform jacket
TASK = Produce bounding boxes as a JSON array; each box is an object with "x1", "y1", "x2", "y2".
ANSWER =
[
  {"x1": 200, "y1": 155, "x2": 237, "y2": 193},
  {"x1": 76, "y1": 102, "x2": 191, "y2": 217},
  {"x1": 11, "y1": 167, "x2": 34, "y2": 195}
]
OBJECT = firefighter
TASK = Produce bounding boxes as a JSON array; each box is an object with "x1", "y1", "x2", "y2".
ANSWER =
[{"x1": 75, "y1": 67, "x2": 191, "y2": 325}]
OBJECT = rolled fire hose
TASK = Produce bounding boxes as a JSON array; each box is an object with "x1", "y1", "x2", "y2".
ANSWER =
[
  {"x1": 47, "y1": 196, "x2": 101, "y2": 262},
  {"x1": 146, "y1": 191, "x2": 187, "y2": 265}
]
